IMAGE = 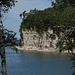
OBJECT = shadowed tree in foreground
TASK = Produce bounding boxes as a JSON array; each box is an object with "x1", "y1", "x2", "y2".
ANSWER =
[{"x1": 0, "y1": 0, "x2": 17, "y2": 75}]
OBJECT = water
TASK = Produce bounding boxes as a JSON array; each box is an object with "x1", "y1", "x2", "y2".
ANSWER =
[{"x1": 0, "y1": 47, "x2": 74, "y2": 75}]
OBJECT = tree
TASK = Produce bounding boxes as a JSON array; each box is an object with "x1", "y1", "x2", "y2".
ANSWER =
[
  {"x1": 0, "y1": 0, "x2": 17, "y2": 13},
  {"x1": 52, "y1": 0, "x2": 75, "y2": 8},
  {"x1": 0, "y1": 0, "x2": 17, "y2": 75}
]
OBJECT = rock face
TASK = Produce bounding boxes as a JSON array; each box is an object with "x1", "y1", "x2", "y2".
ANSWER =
[{"x1": 22, "y1": 28, "x2": 58, "y2": 51}]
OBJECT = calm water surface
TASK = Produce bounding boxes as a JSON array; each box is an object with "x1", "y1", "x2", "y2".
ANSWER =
[{"x1": 0, "y1": 47, "x2": 74, "y2": 75}]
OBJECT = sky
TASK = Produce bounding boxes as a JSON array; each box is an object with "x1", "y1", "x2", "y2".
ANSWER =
[{"x1": 3, "y1": 0, "x2": 51, "y2": 39}]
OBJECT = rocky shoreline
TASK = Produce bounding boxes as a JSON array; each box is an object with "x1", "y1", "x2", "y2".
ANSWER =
[{"x1": 15, "y1": 46, "x2": 75, "y2": 54}]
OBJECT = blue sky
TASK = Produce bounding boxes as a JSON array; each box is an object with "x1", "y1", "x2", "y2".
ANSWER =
[{"x1": 3, "y1": 0, "x2": 51, "y2": 39}]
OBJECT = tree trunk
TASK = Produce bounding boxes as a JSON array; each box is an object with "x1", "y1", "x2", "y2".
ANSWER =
[
  {"x1": 0, "y1": 47, "x2": 7, "y2": 75},
  {"x1": 0, "y1": 14, "x2": 7, "y2": 75}
]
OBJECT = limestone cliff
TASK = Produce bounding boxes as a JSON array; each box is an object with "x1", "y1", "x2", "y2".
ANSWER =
[{"x1": 21, "y1": 28, "x2": 58, "y2": 51}]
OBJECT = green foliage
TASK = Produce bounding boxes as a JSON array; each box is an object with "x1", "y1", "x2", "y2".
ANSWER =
[
  {"x1": 19, "y1": 8, "x2": 59, "y2": 35},
  {"x1": 52, "y1": 0, "x2": 75, "y2": 8},
  {"x1": 19, "y1": 39, "x2": 23, "y2": 46}
]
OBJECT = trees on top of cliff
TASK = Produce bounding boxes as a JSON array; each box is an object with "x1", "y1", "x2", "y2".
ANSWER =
[
  {"x1": 19, "y1": 8, "x2": 58, "y2": 34},
  {"x1": 19, "y1": 0, "x2": 75, "y2": 53},
  {"x1": 52, "y1": 0, "x2": 75, "y2": 9}
]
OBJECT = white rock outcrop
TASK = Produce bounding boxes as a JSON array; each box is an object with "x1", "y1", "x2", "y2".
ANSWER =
[{"x1": 21, "y1": 28, "x2": 58, "y2": 52}]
